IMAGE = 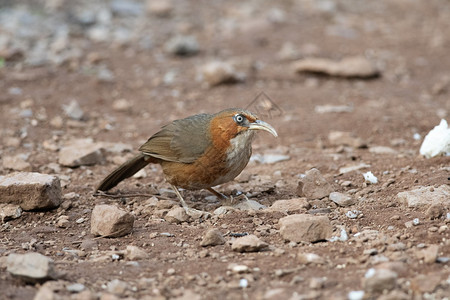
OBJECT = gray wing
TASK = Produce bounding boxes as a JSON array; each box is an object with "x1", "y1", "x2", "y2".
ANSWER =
[{"x1": 138, "y1": 113, "x2": 213, "y2": 163}]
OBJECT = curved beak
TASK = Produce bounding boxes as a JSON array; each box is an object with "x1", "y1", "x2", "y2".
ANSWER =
[{"x1": 248, "y1": 120, "x2": 278, "y2": 137}]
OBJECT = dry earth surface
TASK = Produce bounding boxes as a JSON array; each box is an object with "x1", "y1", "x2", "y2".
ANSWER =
[{"x1": 0, "y1": 0, "x2": 449, "y2": 299}]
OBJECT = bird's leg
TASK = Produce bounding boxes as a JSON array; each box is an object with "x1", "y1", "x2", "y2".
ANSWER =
[
  {"x1": 170, "y1": 184, "x2": 210, "y2": 218},
  {"x1": 206, "y1": 187, "x2": 227, "y2": 200}
]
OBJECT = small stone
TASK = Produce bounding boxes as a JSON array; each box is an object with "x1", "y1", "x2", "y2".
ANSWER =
[
  {"x1": 250, "y1": 153, "x2": 290, "y2": 164},
  {"x1": 363, "y1": 268, "x2": 397, "y2": 295},
  {"x1": 112, "y1": 99, "x2": 132, "y2": 112},
  {"x1": 91, "y1": 205, "x2": 134, "y2": 237},
  {"x1": 165, "y1": 207, "x2": 189, "y2": 224},
  {"x1": 329, "y1": 192, "x2": 355, "y2": 207},
  {"x1": 416, "y1": 244, "x2": 439, "y2": 263},
  {"x1": 146, "y1": 0, "x2": 173, "y2": 17},
  {"x1": 297, "y1": 168, "x2": 334, "y2": 199},
  {"x1": 126, "y1": 245, "x2": 149, "y2": 260},
  {"x1": 328, "y1": 131, "x2": 367, "y2": 148},
  {"x1": 164, "y1": 35, "x2": 199, "y2": 56},
  {"x1": 56, "y1": 215, "x2": 70, "y2": 228},
  {"x1": 200, "y1": 228, "x2": 226, "y2": 247},
  {"x1": 293, "y1": 56, "x2": 379, "y2": 78},
  {"x1": 363, "y1": 171, "x2": 378, "y2": 184},
  {"x1": 0, "y1": 172, "x2": 62, "y2": 210},
  {"x1": 309, "y1": 277, "x2": 326, "y2": 289},
  {"x1": 410, "y1": 273, "x2": 442, "y2": 293},
  {"x1": 279, "y1": 214, "x2": 332, "y2": 243},
  {"x1": 425, "y1": 203, "x2": 444, "y2": 219},
  {"x1": 397, "y1": 185, "x2": 450, "y2": 208},
  {"x1": 268, "y1": 198, "x2": 310, "y2": 213},
  {"x1": 106, "y1": 279, "x2": 128, "y2": 296},
  {"x1": 201, "y1": 61, "x2": 244, "y2": 86},
  {"x1": 368, "y1": 146, "x2": 398, "y2": 155},
  {"x1": 2, "y1": 155, "x2": 32, "y2": 171},
  {"x1": 315, "y1": 104, "x2": 354, "y2": 114},
  {"x1": 7, "y1": 252, "x2": 57, "y2": 283},
  {"x1": 233, "y1": 199, "x2": 266, "y2": 211},
  {"x1": 339, "y1": 163, "x2": 371, "y2": 174},
  {"x1": 67, "y1": 283, "x2": 85, "y2": 293},
  {"x1": 50, "y1": 116, "x2": 64, "y2": 128},
  {"x1": 231, "y1": 234, "x2": 268, "y2": 252},
  {"x1": 0, "y1": 204, "x2": 22, "y2": 222},
  {"x1": 58, "y1": 138, "x2": 105, "y2": 167},
  {"x1": 297, "y1": 252, "x2": 324, "y2": 265},
  {"x1": 63, "y1": 100, "x2": 85, "y2": 121}
]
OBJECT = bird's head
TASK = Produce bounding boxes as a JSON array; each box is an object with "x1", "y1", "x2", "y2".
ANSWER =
[{"x1": 209, "y1": 108, "x2": 277, "y2": 148}]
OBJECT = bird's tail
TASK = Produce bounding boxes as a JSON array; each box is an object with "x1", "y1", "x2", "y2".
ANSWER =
[{"x1": 96, "y1": 153, "x2": 155, "y2": 191}]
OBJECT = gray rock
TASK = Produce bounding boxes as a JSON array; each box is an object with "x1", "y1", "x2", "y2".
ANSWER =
[
  {"x1": 268, "y1": 198, "x2": 310, "y2": 213},
  {"x1": 164, "y1": 35, "x2": 199, "y2": 56},
  {"x1": 363, "y1": 268, "x2": 397, "y2": 295},
  {"x1": 67, "y1": 283, "x2": 85, "y2": 293},
  {"x1": 146, "y1": 0, "x2": 174, "y2": 17},
  {"x1": 328, "y1": 131, "x2": 367, "y2": 148},
  {"x1": 329, "y1": 192, "x2": 355, "y2": 207},
  {"x1": 106, "y1": 279, "x2": 129, "y2": 296},
  {"x1": 91, "y1": 204, "x2": 134, "y2": 237},
  {"x1": 165, "y1": 207, "x2": 189, "y2": 224},
  {"x1": 233, "y1": 199, "x2": 266, "y2": 211},
  {"x1": 63, "y1": 100, "x2": 85, "y2": 121},
  {"x1": 231, "y1": 234, "x2": 268, "y2": 252},
  {"x1": 297, "y1": 168, "x2": 334, "y2": 199},
  {"x1": 2, "y1": 155, "x2": 32, "y2": 171},
  {"x1": 6, "y1": 252, "x2": 57, "y2": 283},
  {"x1": 126, "y1": 245, "x2": 149, "y2": 260},
  {"x1": 200, "y1": 228, "x2": 226, "y2": 247},
  {"x1": 279, "y1": 214, "x2": 332, "y2": 243},
  {"x1": 0, "y1": 204, "x2": 22, "y2": 222},
  {"x1": 293, "y1": 56, "x2": 379, "y2": 78},
  {"x1": 0, "y1": 172, "x2": 62, "y2": 210},
  {"x1": 58, "y1": 138, "x2": 105, "y2": 167},
  {"x1": 200, "y1": 61, "x2": 245, "y2": 86},
  {"x1": 111, "y1": 0, "x2": 144, "y2": 17},
  {"x1": 397, "y1": 185, "x2": 450, "y2": 208}
]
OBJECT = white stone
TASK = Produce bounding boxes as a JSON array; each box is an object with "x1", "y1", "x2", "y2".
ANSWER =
[
  {"x1": 363, "y1": 171, "x2": 378, "y2": 184},
  {"x1": 231, "y1": 234, "x2": 268, "y2": 252},
  {"x1": 7, "y1": 252, "x2": 56, "y2": 282},
  {"x1": 420, "y1": 119, "x2": 450, "y2": 158}
]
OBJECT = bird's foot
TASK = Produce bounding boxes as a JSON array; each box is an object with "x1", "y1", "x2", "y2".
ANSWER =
[{"x1": 226, "y1": 193, "x2": 249, "y2": 207}]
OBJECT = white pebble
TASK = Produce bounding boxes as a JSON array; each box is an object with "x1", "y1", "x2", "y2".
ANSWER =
[
  {"x1": 239, "y1": 278, "x2": 248, "y2": 288},
  {"x1": 413, "y1": 218, "x2": 420, "y2": 226},
  {"x1": 363, "y1": 171, "x2": 378, "y2": 184},
  {"x1": 348, "y1": 290, "x2": 365, "y2": 300}
]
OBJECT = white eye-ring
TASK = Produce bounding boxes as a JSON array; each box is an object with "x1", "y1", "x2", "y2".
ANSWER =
[{"x1": 234, "y1": 114, "x2": 245, "y2": 124}]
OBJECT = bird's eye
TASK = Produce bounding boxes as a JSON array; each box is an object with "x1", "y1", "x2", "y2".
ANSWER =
[{"x1": 234, "y1": 114, "x2": 245, "y2": 124}]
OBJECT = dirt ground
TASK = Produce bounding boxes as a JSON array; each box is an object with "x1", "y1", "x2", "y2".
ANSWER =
[{"x1": 1, "y1": 0, "x2": 449, "y2": 299}]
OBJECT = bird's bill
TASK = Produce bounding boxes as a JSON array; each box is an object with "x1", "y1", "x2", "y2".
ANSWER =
[{"x1": 248, "y1": 120, "x2": 278, "y2": 137}]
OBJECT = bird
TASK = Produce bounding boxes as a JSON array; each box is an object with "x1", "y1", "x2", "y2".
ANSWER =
[{"x1": 96, "y1": 108, "x2": 277, "y2": 214}]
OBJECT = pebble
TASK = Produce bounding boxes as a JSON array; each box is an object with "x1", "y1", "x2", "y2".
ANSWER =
[
  {"x1": 268, "y1": 198, "x2": 310, "y2": 213},
  {"x1": 297, "y1": 168, "x2": 334, "y2": 199},
  {"x1": 0, "y1": 204, "x2": 23, "y2": 222},
  {"x1": 2, "y1": 154, "x2": 32, "y2": 171},
  {"x1": 425, "y1": 203, "x2": 444, "y2": 219},
  {"x1": 0, "y1": 172, "x2": 62, "y2": 210},
  {"x1": 279, "y1": 214, "x2": 332, "y2": 243},
  {"x1": 293, "y1": 56, "x2": 379, "y2": 78},
  {"x1": 315, "y1": 104, "x2": 354, "y2": 114},
  {"x1": 67, "y1": 283, "x2": 85, "y2": 293},
  {"x1": 363, "y1": 268, "x2": 397, "y2": 295},
  {"x1": 416, "y1": 244, "x2": 439, "y2": 263},
  {"x1": 63, "y1": 100, "x2": 85, "y2": 121},
  {"x1": 329, "y1": 192, "x2": 355, "y2": 207},
  {"x1": 233, "y1": 199, "x2": 266, "y2": 211},
  {"x1": 6, "y1": 252, "x2": 57, "y2": 283},
  {"x1": 126, "y1": 245, "x2": 149, "y2": 260},
  {"x1": 328, "y1": 131, "x2": 367, "y2": 148},
  {"x1": 250, "y1": 153, "x2": 290, "y2": 164},
  {"x1": 297, "y1": 252, "x2": 325, "y2": 265},
  {"x1": 200, "y1": 228, "x2": 226, "y2": 247},
  {"x1": 58, "y1": 138, "x2": 106, "y2": 167},
  {"x1": 164, "y1": 35, "x2": 199, "y2": 56},
  {"x1": 200, "y1": 61, "x2": 244, "y2": 86},
  {"x1": 106, "y1": 279, "x2": 129, "y2": 296},
  {"x1": 339, "y1": 163, "x2": 371, "y2": 174},
  {"x1": 231, "y1": 234, "x2": 268, "y2": 252},
  {"x1": 146, "y1": 0, "x2": 173, "y2": 17},
  {"x1": 90, "y1": 204, "x2": 134, "y2": 237},
  {"x1": 397, "y1": 185, "x2": 450, "y2": 208},
  {"x1": 112, "y1": 99, "x2": 132, "y2": 112},
  {"x1": 165, "y1": 207, "x2": 189, "y2": 224},
  {"x1": 363, "y1": 171, "x2": 378, "y2": 184},
  {"x1": 368, "y1": 146, "x2": 398, "y2": 154}
]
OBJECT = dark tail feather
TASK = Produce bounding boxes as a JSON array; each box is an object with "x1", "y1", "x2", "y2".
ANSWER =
[{"x1": 96, "y1": 153, "x2": 153, "y2": 191}]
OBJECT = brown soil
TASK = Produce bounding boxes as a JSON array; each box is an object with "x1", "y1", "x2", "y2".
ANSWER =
[{"x1": 0, "y1": 0, "x2": 449, "y2": 299}]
